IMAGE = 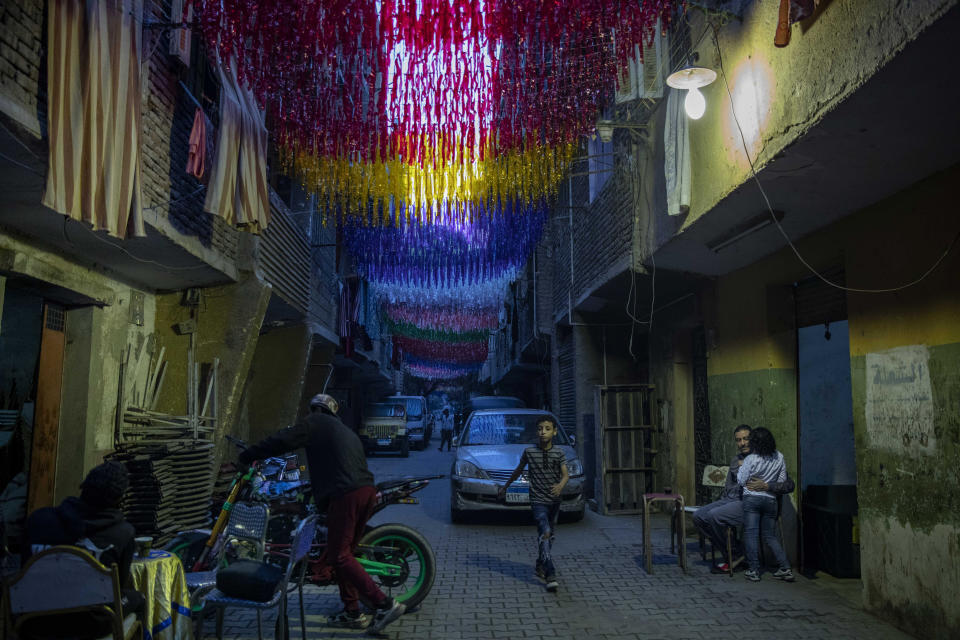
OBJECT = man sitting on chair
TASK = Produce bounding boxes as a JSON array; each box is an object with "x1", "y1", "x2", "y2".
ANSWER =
[
  {"x1": 693, "y1": 424, "x2": 795, "y2": 574},
  {"x1": 20, "y1": 461, "x2": 144, "y2": 637}
]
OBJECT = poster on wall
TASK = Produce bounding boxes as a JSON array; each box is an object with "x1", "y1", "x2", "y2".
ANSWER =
[{"x1": 865, "y1": 345, "x2": 936, "y2": 456}]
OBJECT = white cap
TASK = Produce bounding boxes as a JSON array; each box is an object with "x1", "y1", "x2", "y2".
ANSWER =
[{"x1": 309, "y1": 393, "x2": 339, "y2": 415}]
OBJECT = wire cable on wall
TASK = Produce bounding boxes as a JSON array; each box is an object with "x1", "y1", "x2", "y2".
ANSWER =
[{"x1": 711, "y1": 25, "x2": 959, "y2": 294}]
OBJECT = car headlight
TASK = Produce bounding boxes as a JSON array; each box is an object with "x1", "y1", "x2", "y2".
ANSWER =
[
  {"x1": 454, "y1": 460, "x2": 487, "y2": 479},
  {"x1": 566, "y1": 458, "x2": 584, "y2": 477}
]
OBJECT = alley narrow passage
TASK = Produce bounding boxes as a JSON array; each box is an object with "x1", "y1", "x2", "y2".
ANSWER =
[{"x1": 209, "y1": 433, "x2": 909, "y2": 640}]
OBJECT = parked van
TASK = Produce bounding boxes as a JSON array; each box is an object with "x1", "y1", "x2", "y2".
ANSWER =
[{"x1": 389, "y1": 395, "x2": 431, "y2": 450}]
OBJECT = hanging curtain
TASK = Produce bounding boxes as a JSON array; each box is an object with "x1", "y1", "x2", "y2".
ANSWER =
[
  {"x1": 42, "y1": 0, "x2": 145, "y2": 239},
  {"x1": 204, "y1": 59, "x2": 270, "y2": 233},
  {"x1": 664, "y1": 87, "x2": 691, "y2": 217}
]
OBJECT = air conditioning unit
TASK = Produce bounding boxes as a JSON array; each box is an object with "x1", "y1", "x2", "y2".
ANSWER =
[{"x1": 169, "y1": 0, "x2": 192, "y2": 67}]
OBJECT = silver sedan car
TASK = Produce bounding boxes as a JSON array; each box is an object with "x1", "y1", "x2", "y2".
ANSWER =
[{"x1": 450, "y1": 409, "x2": 586, "y2": 522}]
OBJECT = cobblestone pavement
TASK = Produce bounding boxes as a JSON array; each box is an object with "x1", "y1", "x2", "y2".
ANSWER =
[{"x1": 203, "y1": 436, "x2": 911, "y2": 640}]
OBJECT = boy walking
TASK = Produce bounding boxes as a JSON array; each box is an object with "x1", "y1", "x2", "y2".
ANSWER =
[{"x1": 497, "y1": 417, "x2": 569, "y2": 592}]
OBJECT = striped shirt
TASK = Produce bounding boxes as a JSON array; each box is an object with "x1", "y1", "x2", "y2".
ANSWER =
[
  {"x1": 737, "y1": 451, "x2": 787, "y2": 499},
  {"x1": 522, "y1": 445, "x2": 566, "y2": 504}
]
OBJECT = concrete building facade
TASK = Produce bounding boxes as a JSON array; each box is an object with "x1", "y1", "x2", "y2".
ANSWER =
[{"x1": 490, "y1": 1, "x2": 960, "y2": 637}]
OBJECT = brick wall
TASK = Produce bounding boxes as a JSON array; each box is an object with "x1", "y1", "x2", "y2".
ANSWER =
[
  {"x1": 0, "y1": 0, "x2": 44, "y2": 134},
  {"x1": 141, "y1": 0, "x2": 238, "y2": 261},
  {"x1": 551, "y1": 142, "x2": 636, "y2": 322}
]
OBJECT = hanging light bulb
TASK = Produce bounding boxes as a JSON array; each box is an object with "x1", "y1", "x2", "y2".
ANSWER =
[
  {"x1": 666, "y1": 66, "x2": 717, "y2": 120},
  {"x1": 684, "y1": 87, "x2": 707, "y2": 119}
]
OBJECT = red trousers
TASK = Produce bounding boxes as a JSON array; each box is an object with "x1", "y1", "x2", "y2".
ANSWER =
[{"x1": 325, "y1": 485, "x2": 387, "y2": 611}]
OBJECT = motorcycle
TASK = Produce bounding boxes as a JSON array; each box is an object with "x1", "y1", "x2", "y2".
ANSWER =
[{"x1": 167, "y1": 435, "x2": 438, "y2": 611}]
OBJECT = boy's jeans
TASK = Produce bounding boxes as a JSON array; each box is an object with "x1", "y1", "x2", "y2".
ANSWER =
[
  {"x1": 742, "y1": 494, "x2": 790, "y2": 572},
  {"x1": 531, "y1": 501, "x2": 561, "y2": 578}
]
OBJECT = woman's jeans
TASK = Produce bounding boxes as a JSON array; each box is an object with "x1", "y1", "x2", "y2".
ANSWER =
[
  {"x1": 742, "y1": 494, "x2": 790, "y2": 572},
  {"x1": 531, "y1": 502, "x2": 561, "y2": 578}
]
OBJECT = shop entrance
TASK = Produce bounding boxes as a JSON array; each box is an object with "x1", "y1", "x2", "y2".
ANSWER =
[{"x1": 795, "y1": 272, "x2": 859, "y2": 578}]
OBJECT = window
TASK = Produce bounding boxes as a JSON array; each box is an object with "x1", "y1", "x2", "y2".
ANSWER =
[{"x1": 588, "y1": 136, "x2": 614, "y2": 203}]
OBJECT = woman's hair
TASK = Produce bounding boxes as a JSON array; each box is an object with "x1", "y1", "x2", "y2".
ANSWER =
[{"x1": 749, "y1": 427, "x2": 777, "y2": 457}]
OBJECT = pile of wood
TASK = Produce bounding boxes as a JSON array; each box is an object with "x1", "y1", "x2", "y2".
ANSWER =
[
  {"x1": 111, "y1": 338, "x2": 220, "y2": 543},
  {"x1": 109, "y1": 441, "x2": 215, "y2": 544}
]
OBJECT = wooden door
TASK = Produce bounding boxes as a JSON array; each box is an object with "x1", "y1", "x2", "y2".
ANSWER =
[{"x1": 26, "y1": 303, "x2": 66, "y2": 512}]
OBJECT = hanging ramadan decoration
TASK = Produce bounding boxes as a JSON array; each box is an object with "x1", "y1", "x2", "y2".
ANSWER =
[
  {"x1": 190, "y1": 0, "x2": 677, "y2": 379},
  {"x1": 191, "y1": 0, "x2": 675, "y2": 221}
]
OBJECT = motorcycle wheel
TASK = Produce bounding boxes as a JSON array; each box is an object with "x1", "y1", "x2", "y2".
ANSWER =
[
  {"x1": 358, "y1": 523, "x2": 435, "y2": 611},
  {"x1": 165, "y1": 531, "x2": 209, "y2": 570}
]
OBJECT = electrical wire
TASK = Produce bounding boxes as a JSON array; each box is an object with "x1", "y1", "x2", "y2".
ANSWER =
[{"x1": 712, "y1": 25, "x2": 959, "y2": 294}]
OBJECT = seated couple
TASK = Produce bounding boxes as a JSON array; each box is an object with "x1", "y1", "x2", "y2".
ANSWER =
[{"x1": 693, "y1": 424, "x2": 796, "y2": 582}]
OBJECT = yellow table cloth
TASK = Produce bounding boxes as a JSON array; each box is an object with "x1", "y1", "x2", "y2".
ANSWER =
[{"x1": 131, "y1": 549, "x2": 192, "y2": 640}]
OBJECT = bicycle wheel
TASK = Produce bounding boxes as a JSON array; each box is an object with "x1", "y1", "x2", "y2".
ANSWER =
[{"x1": 357, "y1": 523, "x2": 435, "y2": 610}]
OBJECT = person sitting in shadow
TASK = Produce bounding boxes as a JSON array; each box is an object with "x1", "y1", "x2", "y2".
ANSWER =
[{"x1": 18, "y1": 461, "x2": 144, "y2": 639}]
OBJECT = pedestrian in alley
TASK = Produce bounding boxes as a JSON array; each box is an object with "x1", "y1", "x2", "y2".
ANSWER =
[
  {"x1": 692, "y1": 424, "x2": 795, "y2": 574},
  {"x1": 737, "y1": 426, "x2": 795, "y2": 583},
  {"x1": 438, "y1": 406, "x2": 454, "y2": 451},
  {"x1": 238, "y1": 393, "x2": 406, "y2": 633},
  {"x1": 497, "y1": 417, "x2": 569, "y2": 592}
]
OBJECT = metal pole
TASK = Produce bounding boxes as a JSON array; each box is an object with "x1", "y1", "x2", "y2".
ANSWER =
[{"x1": 568, "y1": 176, "x2": 574, "y2": 325}]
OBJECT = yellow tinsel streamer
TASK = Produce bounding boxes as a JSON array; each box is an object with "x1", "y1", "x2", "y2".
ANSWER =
[{"x1": 281, "y1": 138, "x2": 576, "y2": 226}]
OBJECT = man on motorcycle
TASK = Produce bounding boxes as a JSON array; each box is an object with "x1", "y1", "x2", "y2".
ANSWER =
[{"x1": 238, "y1": 393, "x2": 406, "y2": 633}]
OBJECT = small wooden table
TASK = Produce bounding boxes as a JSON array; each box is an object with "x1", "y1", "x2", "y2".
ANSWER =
[{"x1": 641, "y1": 492, "x2": 687, "y2": 574}]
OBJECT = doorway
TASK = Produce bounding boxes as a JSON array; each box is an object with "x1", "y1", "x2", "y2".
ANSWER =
[
  {"x1": 0, "y1": 280, "x2": 68, "y2": 562},
  {"x1": 795, "y1": 273, "x2": 859, "y2": 579}
]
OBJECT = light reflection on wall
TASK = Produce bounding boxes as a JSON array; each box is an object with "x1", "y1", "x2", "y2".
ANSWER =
[{"x1": 723, "y1": 56, "x2": 775, "y2": 165}]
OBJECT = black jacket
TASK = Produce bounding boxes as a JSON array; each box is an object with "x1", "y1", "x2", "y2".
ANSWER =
[
  {"x1": 24, "y1": 496, "x2": 136, "y2": 587},
  {"x1": 239, "y1": 411, "x2": 374, "y2": 500}
]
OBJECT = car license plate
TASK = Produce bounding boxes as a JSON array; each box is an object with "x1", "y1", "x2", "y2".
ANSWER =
[
  {"x1": 505, "y1": 486, "x2": 529, "y2": 504},
  {"x1": 377, "y1": 439, "x2": 391, "y2": 446}
]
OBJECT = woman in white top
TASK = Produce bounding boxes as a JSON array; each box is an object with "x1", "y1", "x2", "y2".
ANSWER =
[{"x1": 736, "y1": 427, "x2": 794, "y2": 582}]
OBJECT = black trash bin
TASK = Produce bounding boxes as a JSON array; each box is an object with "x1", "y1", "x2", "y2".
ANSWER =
[{"x1": 802, "y1": 484, "x2": 860, "y2": 578}]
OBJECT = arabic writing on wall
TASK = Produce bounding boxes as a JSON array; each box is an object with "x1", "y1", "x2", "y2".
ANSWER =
[{"x1": 865, "y1": 345, "x2": 936, "y2": 455}]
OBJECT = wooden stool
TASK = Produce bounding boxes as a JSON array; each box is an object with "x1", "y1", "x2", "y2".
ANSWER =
[{"x1": 641, "y1": 492, "x2": 687, "y2": 574}]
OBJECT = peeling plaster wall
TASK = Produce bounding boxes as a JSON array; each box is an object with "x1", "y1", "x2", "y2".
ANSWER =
[
  {"x1": 844, "y1": 168, "x2": 960, "y2": 638},
  {"x1": 153, "y1": 275, "x2": 272, "y2": 462},
  {"x1": 244, "y1": 323, "x2": 313, "y2": 443},
  {"x1": 683, "y1": 0, "x2": 958, "y2": 231}
]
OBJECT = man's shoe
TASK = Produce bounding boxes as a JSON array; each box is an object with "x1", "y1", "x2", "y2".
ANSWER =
[
  {"x1": 773, "y1": 567, "x2": 795, "y2": 582},
  {"x1": 710, "y1": 562, "x2": 730, "y2": 574},
  {"x1": 368, "y1": 598, "x2": 406, "y2": 634},
  {"x1": 545, "y1": 576, "x2": 559, "y2": 592},
  {"x1": 438, "y1": 447, "x2": 443, "y2": 451},
  {"x1": 329, "y1": 610, "x2": 371, "y2": 629},
  {"x1": 744, "y1": 569, "x2": 761, "y2": 582}
]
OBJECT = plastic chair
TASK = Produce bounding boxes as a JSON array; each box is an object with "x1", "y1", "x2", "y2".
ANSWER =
[
  {"x1": 2, "y1": 545, "x2": 141, "y2": 640},
  {"x1": 187, "y1": 501, "x2": 271, "y2": 595},
  {"x1": 199, "y1": 515, "x2": 317, "y2": 640}
]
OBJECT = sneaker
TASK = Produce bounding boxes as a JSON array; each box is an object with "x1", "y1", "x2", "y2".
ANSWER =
[
  {"x1": 329, "y1": 610, "x2": 371, "y2": 629},
  {"x1": 368, "y1": 598, "x2": 406, "y2": 634},
  {"x1": 710, "y1": 562, "x2": 730, "y2": 574},
  {"x1": 773, "y1": 567, "x2": 795, "y2": 582},
  {"x1": 545, "y1": 576, "x2": 559, "y2": 592},
  {"x1": 744, "y1": 569, "x2": 761, "y2": 582}
]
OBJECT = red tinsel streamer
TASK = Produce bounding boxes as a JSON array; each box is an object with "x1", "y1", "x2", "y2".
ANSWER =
[
  {"x1": 394, "y1": 335, "x2": 489, "y2": 364},
  {"x1": 190, "y1": 0, "x2": 677, "y2": 165}
]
